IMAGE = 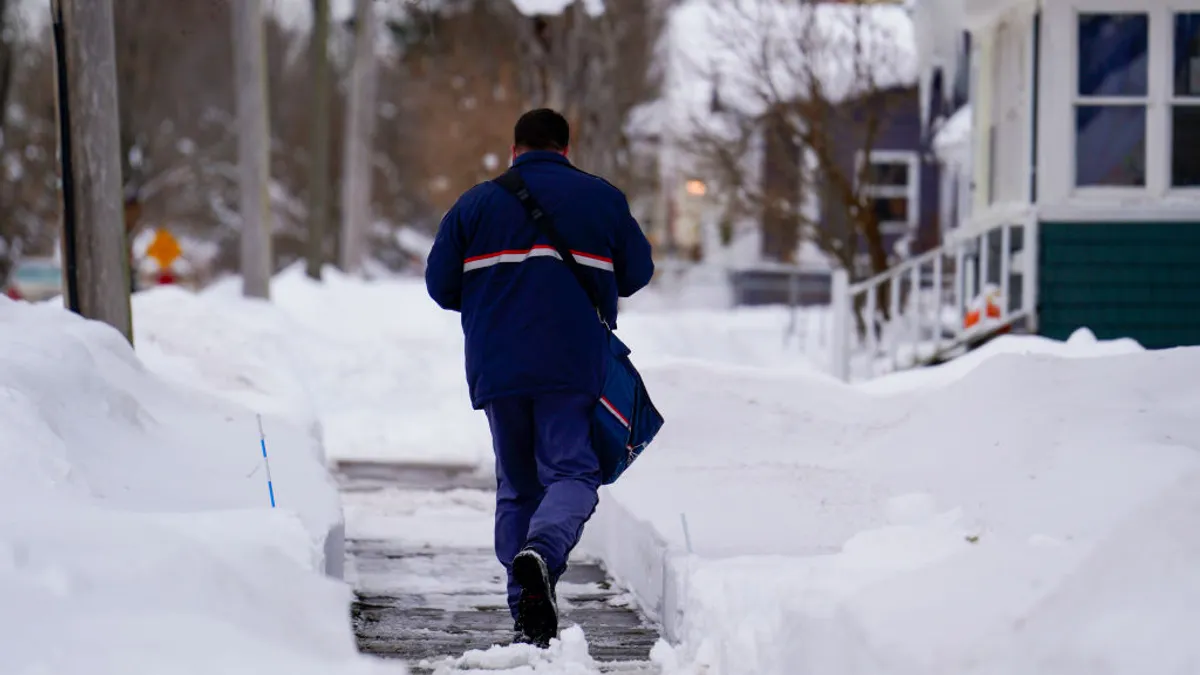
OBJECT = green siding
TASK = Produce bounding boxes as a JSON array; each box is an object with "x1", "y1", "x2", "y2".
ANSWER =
[{"x1": 1038, "y1": 221, "x2": 1200, "y2": 349}]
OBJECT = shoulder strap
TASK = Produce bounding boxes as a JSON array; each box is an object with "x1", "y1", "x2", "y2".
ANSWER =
[{"x1": 492, "y1": 168, "x2": 604, "y2": 314}]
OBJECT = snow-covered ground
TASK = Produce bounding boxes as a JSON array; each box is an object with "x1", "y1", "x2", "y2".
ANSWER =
[
  {"x1": 16, "y1": 266, "x2": 1197, "y2": 674},
  {"x1": 225, "y1": 269, "x2": 1195, "y2": 675},
  {"x1": 0, "y1": 291, "x2": 403, "y2": 672},
  {"x1": 583, "y1": 337, "x2": 1200, "y2": 674}
]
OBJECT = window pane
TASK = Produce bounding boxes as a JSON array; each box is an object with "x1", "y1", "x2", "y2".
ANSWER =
[
  {"x1": 867, "y1": 161, "x2": 909, "y2": 188},
  {"x1": 870, "y1": 196, "x2": 910, "y2": 226},
  {"x1": 1172, "y1": 106, "x2": 1200, "y2": 186},
  {"x1": 1175, "y1": 13, "x2": 1200, "y2": 97},
  {"x1": 1075, "y1": 105, "x2": 1146, "y2": 186},
  {"x1": 1078, "y1": 13, "x2": 1148, "y2": 97}
]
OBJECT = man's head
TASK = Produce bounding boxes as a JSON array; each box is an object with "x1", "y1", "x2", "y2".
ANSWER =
[{"x1": 512, "y1": 108, "x2": 570, "y2": 160}]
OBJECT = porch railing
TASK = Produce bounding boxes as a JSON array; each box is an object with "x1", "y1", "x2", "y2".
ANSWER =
[{"x1": 829, "y1": 212, "x2": 1039, "y2": 381}]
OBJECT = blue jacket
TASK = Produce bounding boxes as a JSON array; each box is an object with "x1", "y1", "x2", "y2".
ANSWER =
[{"x1": 426, "y1": 151, "x2": 655, "y2": 410}]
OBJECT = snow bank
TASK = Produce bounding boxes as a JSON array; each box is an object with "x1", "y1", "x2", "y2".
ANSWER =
[
  {"x1": 858, "y1": 326, "x2": 1145, "y2": 395},
  {"x1": 258, "y1": 266, "x2": 492, "y2": 467},
  {"x1": 580, "y1": 339, "x2": 1200, "y2": 674},
  {"x1": 133, "y1": 285, "x2": 322, "y2": 442},
  {"x1": 178, "y1": 267, "x2": 1200, "y2": 673},
  {"x1": 0, "y1": 296, "x2": 399, "y2": 674}
]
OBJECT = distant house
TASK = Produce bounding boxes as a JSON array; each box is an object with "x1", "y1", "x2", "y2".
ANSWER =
[
  {"x1": 919, "y1": 0, "x2": 1200, "y2": 349},
  {"x1": 648, "y1": 0, "x2": 952, "y2": 303},
  {"x1": 778, "y1": 85, "x2": 944, "y2": 273}
]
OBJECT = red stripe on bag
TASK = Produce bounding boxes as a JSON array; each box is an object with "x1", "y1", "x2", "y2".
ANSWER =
[{"x1": 599, "y1": 396, "x2": 630, "y2": 428}]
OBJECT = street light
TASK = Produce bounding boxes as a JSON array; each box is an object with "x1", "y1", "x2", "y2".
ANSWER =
[{"x1": 685, "y1": 179, "x2": 707, "y2": 196}]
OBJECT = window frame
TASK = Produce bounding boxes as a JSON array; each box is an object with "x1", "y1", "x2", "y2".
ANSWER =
[
  {"x1": 1071, "y1": 10, "x2": 1151, "y2": 190},
  {"x1": 855, "y1": 149, "x2": 920, "y2": 237},
  {"x1": 1169, "y1": 9, "x2": 1200, "y2": 188},
  {"x1": 1063, "y1": 4, "x2": 1200, "y2": 199}
]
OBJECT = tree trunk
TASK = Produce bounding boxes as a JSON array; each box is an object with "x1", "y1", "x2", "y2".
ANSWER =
[
  {"x1": 339, "y1": 0, "x2": 378, "y2": 276},
  {"x1": 54, "y1": 0, "x2": 133, "y2": 342},
  {"x1": 0, "y1": 0, "x2": 12, "y2": 139},
  {"x1": 306, "y1": 0, "x2": 331, "y2": 280},
  {"x1": 231, "y1": 0, "x2": 272, "y2": 299}
]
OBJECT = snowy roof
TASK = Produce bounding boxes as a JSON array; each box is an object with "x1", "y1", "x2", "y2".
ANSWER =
[
  {"x1": 511, "y1": 0, "x2": 604, "y2": 17},
  {"x1": 659, "y1": 0, "x2": 917, "y2": 138},
  {"x1": 932, "y1": 103, "x2": 971, "y2": 162}
]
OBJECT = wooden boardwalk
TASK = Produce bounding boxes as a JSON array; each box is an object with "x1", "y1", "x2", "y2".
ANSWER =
[{"x1": 338, "y1": 461, "x2": 661, "y2": 673}]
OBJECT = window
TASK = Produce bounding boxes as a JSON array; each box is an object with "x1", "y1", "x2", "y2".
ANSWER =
[
  {"x1": 1173, "y1": 13, "x2": 1200, "y2": 187},
  {"x1": 1074, "y1": 13, "x2": 1148, "y2": 187},
  {"x1": 858, "y1": 151, "x2": 919, "y2": 236}
]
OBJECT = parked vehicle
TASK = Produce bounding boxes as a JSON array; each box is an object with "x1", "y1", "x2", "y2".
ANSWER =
[{"x1": 4, "y1": 257, "x2": 63, "y2": 302}]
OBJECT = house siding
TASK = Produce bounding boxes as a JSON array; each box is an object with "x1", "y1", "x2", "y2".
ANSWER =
[
  {"x1": 1039, "y1": 221, "x2": 1200, "y2": 348},
  {"x1": 740, "y1": 87, "x2": 944, "y2": 306},
  {"x1": 821, "y1": 86, "x2": 942, "y2": 264}
]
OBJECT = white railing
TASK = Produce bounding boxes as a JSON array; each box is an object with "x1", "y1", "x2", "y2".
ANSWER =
[{"x1": 830, "y1": 212, "x2": 1039, "y2": 381}]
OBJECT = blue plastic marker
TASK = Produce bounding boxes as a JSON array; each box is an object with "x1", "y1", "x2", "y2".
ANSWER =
[{"x1": 256, "y1": 414, "x2": 276, "y2": 508}]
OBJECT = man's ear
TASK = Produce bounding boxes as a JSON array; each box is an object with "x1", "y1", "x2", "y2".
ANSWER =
[
  {"x1": 510, "y1": 145, "x2": 518, "y2": 164},
  {"x1": 562, "y1": 146, "x2": 570, "y2": 158}
]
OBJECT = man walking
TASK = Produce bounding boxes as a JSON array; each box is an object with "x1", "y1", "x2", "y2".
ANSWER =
[{"x1": 425, "y1": 109, "x2": 654, "y2": 647}]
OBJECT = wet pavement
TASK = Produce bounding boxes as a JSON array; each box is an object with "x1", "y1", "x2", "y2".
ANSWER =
[{"x1": 337, "y1": 461, "x2": 662, "y2": 673}]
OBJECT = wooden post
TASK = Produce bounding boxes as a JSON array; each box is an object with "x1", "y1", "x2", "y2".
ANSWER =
[
  {"x1": 830, "y1": 268, "x2": 851, "y2": 381},
  {"x1": 305, "y1": 0, "x2": 331, "y2": 281},
  {"x1": 339, "y1": 0, "x2": 378, "y2": 275},
  {"x1": 232, "y1": 0, "x2": 272, "y2": 299},
  {"x1": 53, "y1": 0, "x2": 132, "y2": 343}
]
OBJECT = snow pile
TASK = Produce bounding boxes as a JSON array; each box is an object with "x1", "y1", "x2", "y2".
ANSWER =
[
  {"x1": 149, "y1": 266, "x2": 483, "y2": 468},
  {"x1": 511, "y1": 0, "x2": 604, "y2": 17},
  {"x1": 424, "y1": 626, "x2": 599, "y2": 674},
  {"x1": 142, "y1": 266, "x2": 1200, "y2": 673},
  {"x1": 858, "y1": 326, "x2": 1144, "y2": 394},
  {"x1": 257, "y1": 266, "x2": 493, "y2": 467},
  {"x1": 0, "y1": 296, "x2": 398, "y2": 674},
  {"x1": 580, "y1": 339, "x2": 1200, "y2": 674},
  {"x1": 933, "y1": 103, "x2": 972, "y2": 163},
  {"x1": 133, "y1": 285, "x2": 322, "y2": 442}
]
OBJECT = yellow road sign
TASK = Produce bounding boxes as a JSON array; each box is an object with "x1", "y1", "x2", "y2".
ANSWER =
[{"x1": 145, "y1": 228, "x2": 181, "y2": 269}]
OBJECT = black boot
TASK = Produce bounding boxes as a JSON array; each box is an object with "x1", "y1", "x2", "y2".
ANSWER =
[
  {"x1": 511, "y1": 617, "x2": 533, "y2": 645},
  {"x1": 512, "y1": 548, "x2": 558, "y2": 648}
]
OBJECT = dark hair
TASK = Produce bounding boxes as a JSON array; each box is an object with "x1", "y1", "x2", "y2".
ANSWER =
[{"x1": 514, "y1": 108, "x2": 570, "y2": 151}]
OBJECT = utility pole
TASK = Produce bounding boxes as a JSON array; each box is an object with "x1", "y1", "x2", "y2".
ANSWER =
[
  {"x1": 339, "y1": 0, "x2": 378, "y2": 275},
  {"x1": 51, "y1": 0, "x2": 132, "y2": 343},
  {"x1": 306, "y1": 0, "x2": 331, "y2": 281},
  {"x1": 232, "y1": 0, "x2": 272, "y2": 299}
]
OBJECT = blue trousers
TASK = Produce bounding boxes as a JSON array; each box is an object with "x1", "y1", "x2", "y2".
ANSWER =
[{"x1": 484, "y1": 392, "x2": 602, "y2": 620}]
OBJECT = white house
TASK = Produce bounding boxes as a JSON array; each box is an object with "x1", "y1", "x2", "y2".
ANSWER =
[{"x1": 918, "y1": 0, "x2": 1200, "y2": 348}]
